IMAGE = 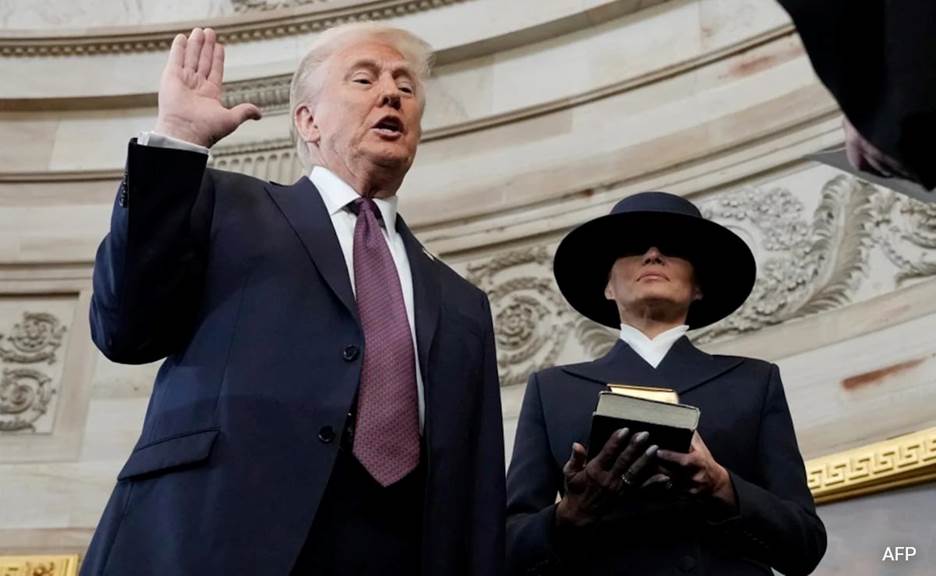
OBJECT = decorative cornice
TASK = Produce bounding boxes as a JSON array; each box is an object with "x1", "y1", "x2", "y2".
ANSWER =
[
  {"x1": 0, "y1": 0, "x2": 468, "y2": 57},
  {"x1": 232, "y1": 0, "x2": 331, "y2": 14},
  {"x1": 212, "y1": 137, "x2": 295, "y2": 158},
  {"x1": 807, "y1": 427, "x2": 936, "y2": 504},
  {"x1": 222, "y1": 76, "x2": 293, "y2": 115}
]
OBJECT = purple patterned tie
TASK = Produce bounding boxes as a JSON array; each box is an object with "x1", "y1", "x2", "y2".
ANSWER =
[{"x1": 349, "y1": 197, "x2": 420, "y2": 487}]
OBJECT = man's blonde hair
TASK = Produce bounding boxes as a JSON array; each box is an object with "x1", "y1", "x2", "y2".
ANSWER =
[{"x1": 289, "y1": 22, "x2": 434, "y2": 167}]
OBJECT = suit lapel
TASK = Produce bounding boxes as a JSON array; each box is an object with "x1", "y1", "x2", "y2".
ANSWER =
[
  {"x1": 397, "y1": 216, "x2": 440, "y2": 381},
  {"x1": 265, "y1": 178, "x2": 359, "y2": 323},
  {"x1": 656, "y1": 337, "x2": 744, "y2": 395}
]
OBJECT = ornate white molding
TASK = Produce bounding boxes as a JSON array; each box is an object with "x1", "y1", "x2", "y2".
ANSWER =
[
  {"x1": 0, "y1": 312, "x2": 67, "y2": 434},
  {"x1": 0, "y1": 292, "x2": 91, "y2": 463},
  {"x1": 0, "y1": 312, "x2": 67, "y2": 365},
  {"x1": 466, "y1": 247, "x2": 575, "y2": 387},
  {"x1": 692, "y1": 176, "x2": 877, "y2": 344},
  {"x1": 221, "y1": 76, "x2": 293, "y2": 115},
  {"x1": 209, "y1": 137, "x2": 301, "y2": 184},
  {"x1": 806, "y1": 427, "x2": 936, "y2": 504},
  {"x1": 232, "y1": 0, "x2": 333, "y2": 13},
  {"x1": 0, "y1": 0, "x2": 470, "y2": 57}
]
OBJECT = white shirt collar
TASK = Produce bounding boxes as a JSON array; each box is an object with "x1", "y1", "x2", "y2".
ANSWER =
[
  {"x1": 308, "y1": 166, "x2": 399, "y2": 232},
  {"x1": 618, "y1": 323, "x2": 689, "y2": 369}
]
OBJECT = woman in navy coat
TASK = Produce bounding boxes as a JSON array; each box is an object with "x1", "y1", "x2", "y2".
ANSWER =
[{"x1": 506, "y1": 192, "x2": 827, "y2": 575}]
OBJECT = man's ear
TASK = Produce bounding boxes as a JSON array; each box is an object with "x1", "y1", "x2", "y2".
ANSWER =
[
  {"x1": 604, "y1": 280, "x2": 615, "y2": 301},
  {"x1": 693, "y1": 286, "x2": 703, "y2": 302},
  {"x1": 294, "y1": 103, "x2": 320, "y2": 146}
]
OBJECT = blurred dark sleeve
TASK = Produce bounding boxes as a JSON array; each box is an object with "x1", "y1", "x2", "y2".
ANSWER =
[{"x1": 779, "y1": 0, "x2": 936, "y2": 189}]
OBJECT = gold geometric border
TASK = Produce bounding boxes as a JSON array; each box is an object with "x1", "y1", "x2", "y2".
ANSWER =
[
  {"x1": 0, "y1": 0, "x2": 469, "y2": 57},
  {"x1": 806, "y1": 426, "x2": 936, "y2": 504},
  {"x1": 0, "y1": 555, "x2": 79, "y2": 576}
]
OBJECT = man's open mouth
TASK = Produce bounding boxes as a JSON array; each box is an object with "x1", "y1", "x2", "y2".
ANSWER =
[{"x1": 373, "y1": 116, "x2": 404, "y2": 135}]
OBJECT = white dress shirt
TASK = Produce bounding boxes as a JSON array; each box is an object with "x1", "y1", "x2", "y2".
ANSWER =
[
  {"x1": 618, "y1": 323, "x2": 689, "y2": 369},
  {"x1": 138, "y1": 132, "x2": 425, "y2": 428}
]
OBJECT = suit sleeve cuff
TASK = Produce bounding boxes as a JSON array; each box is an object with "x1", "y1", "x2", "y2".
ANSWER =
[
  {"x1": 706, "y1": 472, "x2": 772, "y2": 551},
  {"x1": 704, "y1": 470, "x2": 743, "y2": 525}
]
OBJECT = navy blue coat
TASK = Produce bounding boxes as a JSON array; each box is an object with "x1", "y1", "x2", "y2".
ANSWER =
[
  {"x1": 81, "y1": 142, "x2": 505, "y2": 575},
  {"x1": 506, "y1": 338, "x2": 826, "y2": 575}
]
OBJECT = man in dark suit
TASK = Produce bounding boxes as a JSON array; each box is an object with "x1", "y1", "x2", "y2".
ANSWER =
[
  {"x1": 778, "y1": 0, "x2": 936, "y2": 189},
  {"x1": 506, "y1": 192, "x2": 826, "y2": 575},
  {"x1": 81, "y1": 23, "x2": 504, "y2": 576}
]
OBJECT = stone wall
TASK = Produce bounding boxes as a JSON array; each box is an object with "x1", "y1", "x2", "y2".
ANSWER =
[{"x1": 1, "y1": 0, "x2": 934, "y2": 571}]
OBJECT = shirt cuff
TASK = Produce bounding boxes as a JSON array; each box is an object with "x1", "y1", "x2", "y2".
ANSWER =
[{"x1": 138, "y1": 131, "x2": 211, "y2": 156}]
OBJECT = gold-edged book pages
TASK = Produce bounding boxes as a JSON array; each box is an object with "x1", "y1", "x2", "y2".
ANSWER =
[
  {"x1": 0, "y1": 555, "x2": 79, "y2": 576},
  {"x1": 606, "y1": 384, "x2": 679, "y2": 404}
]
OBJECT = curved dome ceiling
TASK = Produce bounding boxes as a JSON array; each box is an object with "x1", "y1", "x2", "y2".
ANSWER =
[
  {"x1": 0, "y1": 0, "x2": 409, "y2": 31},
  {"x1": 0, "y1": 0, "x2": 476, "y2": 57}
]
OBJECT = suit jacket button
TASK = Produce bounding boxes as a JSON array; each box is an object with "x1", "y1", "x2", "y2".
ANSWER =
[
  {"x1": 342, "y1": 345, "x2": 359, "y2": 361},
  {"x1": 679, "y1": 555, "x2": 696, "y2": 571},
  {"x1": 318, "y1": 426, "x2": 335, "y2": 444}
]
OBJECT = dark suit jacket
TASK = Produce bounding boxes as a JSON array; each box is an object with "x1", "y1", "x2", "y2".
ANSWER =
[
  {"x1": 778, "y1": 0, "x2": 936, "y2": 189},
  {"x1": 81, "y1": 142, "x2": 505, "y2": 575},
  {"x1": 506, "y1": 338, "x2": 826, "y2": 575}
]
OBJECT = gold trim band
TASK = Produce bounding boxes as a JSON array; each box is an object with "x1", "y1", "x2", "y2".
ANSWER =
[
  {"x1": 807, "y1": 426, "x2": 936, "y2": 504},
  {"x1": 0, "y1": 555, "x2": 79, "y2": 576}
]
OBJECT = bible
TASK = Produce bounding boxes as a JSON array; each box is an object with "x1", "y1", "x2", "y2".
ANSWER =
[{"x1": 587, "y1": 388, "x2": 700, "y2": 457}]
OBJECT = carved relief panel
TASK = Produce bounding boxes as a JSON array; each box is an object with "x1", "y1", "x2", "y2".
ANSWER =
[
  {"x1": 0, "y1": 301, "x2": 72, "y2": 435},
  {"x1": 466, "y1": 247, "x2": 575, "y2": 387},
  {"x1": 0, "y1": 292, "x2": 95, "y2": 463}
]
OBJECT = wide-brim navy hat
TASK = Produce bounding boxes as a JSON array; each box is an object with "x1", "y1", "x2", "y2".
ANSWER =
[{"x1": 553, "y1": 191, "x2": 756, "y2": 329}]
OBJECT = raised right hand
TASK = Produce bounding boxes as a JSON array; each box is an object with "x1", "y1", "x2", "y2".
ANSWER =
[
  {"x1": 153, "y1": 28, "x2": 262, "y2": 148},
  {"x1": 554, "y1": 429, "x2": 662, "y2": 528}
]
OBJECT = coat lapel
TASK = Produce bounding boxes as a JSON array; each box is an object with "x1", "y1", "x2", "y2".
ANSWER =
[
  {"x1": 560, "y1": 340, "x2": 670, "y2": 389},
  {"x1": 397, "y1": 216, "x2": 441, "y2": 381},
  {"x1": 265, "y1": 178, "x2": 359, "y2": 323},
  {"x1": 656, "y1": 336, "x2": 744, "y2": 395},
  {"x1": 560, "y1": 337, "x2": 744, "y2": 396}
]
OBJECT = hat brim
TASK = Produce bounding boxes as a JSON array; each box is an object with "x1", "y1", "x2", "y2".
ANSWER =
[{"x1": 553, "y1": 211, "x2": 756, "y2": 329}]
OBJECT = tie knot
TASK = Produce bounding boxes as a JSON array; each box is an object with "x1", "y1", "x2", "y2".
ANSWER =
[{"x1": 349, "y1": 197, "x2": 382, "y2": 221}]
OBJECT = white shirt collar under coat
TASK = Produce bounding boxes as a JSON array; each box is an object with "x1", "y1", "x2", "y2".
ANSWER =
[
  {"x1": 618, "y1": 323, "x2": 689, "y2": 369},
  {"x1": 309, "y1": 166, "x2": 399, "y2": 233}
]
